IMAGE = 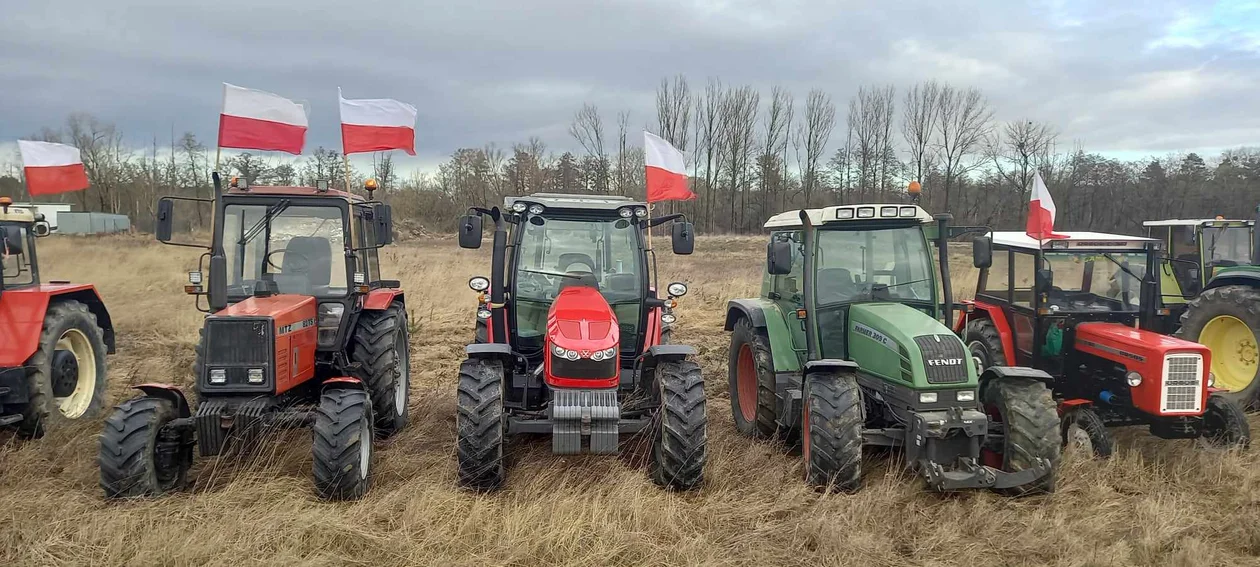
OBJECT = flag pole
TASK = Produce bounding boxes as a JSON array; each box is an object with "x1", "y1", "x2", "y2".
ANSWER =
[
  {"x1": 343, "y1": 154, "x2": 353, "y2": 193},
  {"x1": 646, "y1": 202, "x2": 654, "y2": 250}
]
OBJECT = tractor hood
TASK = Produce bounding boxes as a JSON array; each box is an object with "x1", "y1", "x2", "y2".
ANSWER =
[
  {"x1": 1075, "y1": 322, "x2": 1210, "y2": 416},
  {"x1": 1075, "y1": 322, "x2": 1209, "y2": 368},
  {"x1": 546, "y1": 285, "x2": 619, "y2": 352},
  {"x1": 218, "y1": 294, "x2": 315, "y2": 322},
  {"x1": 846, "y1": 303, "x2": 976, "y2": 389}
]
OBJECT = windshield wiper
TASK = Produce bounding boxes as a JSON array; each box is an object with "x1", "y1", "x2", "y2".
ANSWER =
[
  {"x1": 238, "y1": 199, "x2": 291, "y2": 246},
  {"x1": 1101, "y1": 253, "x2": 1144, "y2": 283}
]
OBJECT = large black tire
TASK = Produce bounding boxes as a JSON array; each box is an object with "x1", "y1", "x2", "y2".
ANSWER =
[
  {"x1": 1060, "y1": 406, "x2": 1114, "y2": 459},
  {"x1": 16, "y1": 300, "x2": 108, "y2": 438},
  {"x1": 801, "y1": 371, "x2": 864, "y2": 492},
  {"x1": 99, "y1": 396, "x2": 190, "y2": 498},
  {"x1": 982, "y1": 378, "x2": 1060, "y2": 496},
  {"x1": 965, "y1": 318, "x2": 1006, "y2": 371},
  {"x1": 351, "y1": 302, "x2": 410, "y2": 438},
  {"x1": 1176, "y1": 285, "x2": 1260, "y2": 408},
  {"x1": 456, "y1": 358, "x2": 505, "y2": 491},
  {"x1": 312, "y1": 388, "x2": 374, "y2": 500},
  {"x1": 650, "y1": 360, "x2": 707, "y2": 491},
  {"x1": 727, "y1": 317, "x2": 777, "y2": 439},
  {"x1": 1200, "y1": 393, "x2": 1251, "y2": 449}
]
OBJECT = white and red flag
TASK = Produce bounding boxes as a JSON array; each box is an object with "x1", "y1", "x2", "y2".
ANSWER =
[
  {"x1": 1026, "y1": 171, "x2": 1066, "y2": 240},
  {"x1": 643, "y1": 131, "x2": 695, "y2": 202},
  {"x1": 339, "y1": 88, "x2": 417, "y2": 156},
  {"x1": 17, "y1": 141, "x2": 90, "y2": 195},
  {"x1": 217, "y1": 83, "x2": 308, "y2": 155}
]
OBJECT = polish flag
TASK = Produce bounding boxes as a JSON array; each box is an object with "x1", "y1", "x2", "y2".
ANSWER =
[
  {"x1": 217, "y1": 83, "x2": 308, "y2": 155},
  {"x1": 644, "y1": 132, "x2": 694, "y2": 202},
  {"x1": 17, "y1": 141, "x2": 90, "y2": 196},
  {"x1": 339, "y1": 89, "x2": 417, "y2": 156},
  {"x1": 1026, "y1": 171, "x2": 1066, "y2": 240}
]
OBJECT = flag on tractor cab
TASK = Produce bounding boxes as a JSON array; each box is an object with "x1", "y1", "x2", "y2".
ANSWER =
[
  {"x1": 218, "y1": 83, "x2": 308, "y2": 155},
  {"x1": 644, "y1": 131, "x2": 695, "y2": 202},
  {"x1": 339, "y1": 88, "x2": 418, "y2": 156},
  {"x1": 17, "y1": 140, "x2": 90, "y2": 195},
  {"x1": 1026, "y1": 171, "x2": 1066, "y2": 240}
]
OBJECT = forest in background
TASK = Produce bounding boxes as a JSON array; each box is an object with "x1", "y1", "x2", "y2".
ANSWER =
[{"x1": 3, "y1": 75, "x2": 1258, "y2": 235}]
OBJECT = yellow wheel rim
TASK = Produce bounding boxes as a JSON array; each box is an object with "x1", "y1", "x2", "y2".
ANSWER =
[
  {"x1": 1200, "y1": 315, "x2": 1259, "y2": 393},
  {"x1": 54, "y1": 328, "x2": 96, "y2": 418}
]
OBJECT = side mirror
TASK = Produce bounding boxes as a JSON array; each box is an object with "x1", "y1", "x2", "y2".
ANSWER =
[
  {"x1": 156, "y1": 197, "x2": 174, "y2": 243},
  {"x1": 1, "y1": 225, "x2": 23, "y2": 255},
  {"x1": 32, "y1": 221, "x2": 50, "y2": 237},
  {"x1": 1035, "y1": 268, "x2": 1054, "y2": 294},
  {"x1": 458, "y1": 214, "x2": 483, "y2": 249},
  {"x1": 671, "y1": 221, "x2": 694, "y2": 255},
  {"x1": 374, "y1": 203, "x2": 393, "y2": 246},
  {"x1": 972, "y1": 236, "x2": 993, "y2": 269},
  {"x1": 767, "y1": 240, "x2": 793, "y2": 275}
]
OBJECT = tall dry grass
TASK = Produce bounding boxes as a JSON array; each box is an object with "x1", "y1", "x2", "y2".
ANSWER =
[{"x1": 1, "y1": 234, "x2": 1258, "y2": 566}]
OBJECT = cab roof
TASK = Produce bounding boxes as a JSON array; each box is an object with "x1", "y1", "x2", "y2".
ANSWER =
[
  {"x1": 1142, "y1": 219, "x2": 1253, "y2": 227},
  {"x1": 763, "y1": 204, "x2": 933, "y2": 228},
  {"x1": 991, "y1": 231, "x2": 1156, "y2": 250},
  {"x1": 504, "y1": 192, "x2": 645, "y2": 212},
  {"x1": 225, "y1": 185, "x2": 367, "y2": 202},
  {"x1": 0, "y1": 205, "x2": 37, "y2": 223}
]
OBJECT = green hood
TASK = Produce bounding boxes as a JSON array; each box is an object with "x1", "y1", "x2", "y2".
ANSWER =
[{"x1": 846, "y1": 303, "x2": 977, "y2": 389}]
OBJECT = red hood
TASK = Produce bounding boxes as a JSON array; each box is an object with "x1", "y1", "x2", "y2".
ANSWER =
[
  {"x1": 1075, "y1": 322, "x2": 1208, "y2": 363},
  {"x1": 1075, "y1": 322, "x2": 1210, "y2": 416},
  {"x1": 218, "y1": 294, "x2": 315, "y2": 321},
  {"x1": 546, "y1": 286, "x2": 619, "y2": 351}
]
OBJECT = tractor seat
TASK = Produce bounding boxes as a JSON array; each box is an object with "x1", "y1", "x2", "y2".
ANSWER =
[
  {"x1": 557, "y1": 253, "x2": 596, "y2": 273},
  {"x1": 272, "y1": 236, "x2": 333, "y2": 295},
  {"x1": 559, "y1": 271, "x2": 599, "y2": 290},
  {"x1": 817, "y1": 267, "x2": 858, "y2": 301}
]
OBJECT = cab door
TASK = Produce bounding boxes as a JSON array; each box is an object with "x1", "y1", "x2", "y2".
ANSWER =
[
  {"x1": 768, "y1": 230, "x2": 807, "y2": 359},
  {"x1": 1007, "y1": 250, "x2": 1039, "y2": 367}
]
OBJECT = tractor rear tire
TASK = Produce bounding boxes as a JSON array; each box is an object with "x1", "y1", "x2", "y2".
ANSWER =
[
  {"x1": 802, "y1": 370, "x2": 864, "y2": 492},
  {"x1": 18, "y1": 300, "x2": 108, "y2": 438},
  {"x1": 728, "y1": 317, "x2": 778, "y2": 439},
  {"x1": 99, "y1": 396, "x2": 190, "y2": 498},
  {"x1": 650, "y1": 360, "x2": 707, "y2": 491},
  {"x1": 1176, "y1": 285, "x2": 1260, "y2": 408},
  {"x1": 456, "y1": 358, "x2": 505, "y2": 491},
  {"x1": 983, "y1": 378, "x2": 1060, "y2": 497},
  {"x1": 965, "y1": 318, "x2": 1006, "y2": 371},
  {"x1": 1060, "y1": 406, "x2": 1113, "y2": 459},
  {"x1": 351, "y1": 302, "x2": 410, "y2": 438},
  {"x1": 1200, "y1": 393, "x2": 1251, "y2": 449},
  {"x1": 312, "y1": 388, "x2": 374, "y2": 500}
]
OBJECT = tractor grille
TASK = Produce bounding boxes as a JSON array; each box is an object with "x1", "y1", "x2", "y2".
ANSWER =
[
  {"x1": 915, "y1": 334, "x2": 969, "y2": 384},
  {"x1": 1161, "y1": 353, "x2": 1203, "y2": 414},
  {"x1": 550, "y1": 353, "x2": 617, "y2": 380},
  {"x1": 204, "y1": 318, "x2": 272, "y2": 365}
]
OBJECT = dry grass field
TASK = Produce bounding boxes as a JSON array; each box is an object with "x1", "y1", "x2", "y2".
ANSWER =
[{"x1": 3, "y1": 234, "x2": 1260, "y2": 566}]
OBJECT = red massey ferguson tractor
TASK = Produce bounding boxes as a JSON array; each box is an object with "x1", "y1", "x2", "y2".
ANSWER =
[
  {"x1": 0, "y1": 197, "x2": 114, "y2": 438},
  {"x1": 958, "y1": 231, "x2": 1250, "y2": 457},
  {"x1": 455, "y1": 193, "x2": 706, "y2": 491},
  {"x1": 97, "y1": 174, "x2": 409, "y2": 500}
]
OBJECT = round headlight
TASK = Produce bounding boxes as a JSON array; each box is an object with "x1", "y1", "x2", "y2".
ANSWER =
[
  {"x1": 553, "y1": 344, "x2": 566, "y2": 357},
  {"x1": 1207, "y1": 372, "x2": 1216, "y2": 388},
  {"x1": 1125, "y1": 371, "x2": 1142, "y2": 387},
  {"x1": 564, "y1": 349, "x2": 579, "y2": 361},
  {"x1": 511, "y1": 202, "x2": 527, "y2": 213},
  {"x1": 618, "y1": 207, "x2": 633, "y2": 218},
  {"x1": 591, "y1": 350, "x2": 606, "y2": 361},
  {"x1": 528, "y1": 204, "x2": 545, "y2": 215},
  {"x1": 634, "y1": 207, "x2": 648, "y2": 218},
  {"x1": 603, "y1": 347, "x2": 617, "y2": 359},
  {"x1": 667, "y1": 282, "x2": 688, "y2": 297},
  {"x1": 661, "y1": 313, "x2": 677, "y2": 324},
  {"x1": 468, "y1": 276, "x2": 490, "y2": 292},
  {"x1": 476, "y1": 308, "x2": 492, "y2": 320}
]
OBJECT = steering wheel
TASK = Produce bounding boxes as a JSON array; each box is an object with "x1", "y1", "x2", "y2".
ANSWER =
[{"x1": 265, "y1": 248, "x2": 309, "y2": 272}]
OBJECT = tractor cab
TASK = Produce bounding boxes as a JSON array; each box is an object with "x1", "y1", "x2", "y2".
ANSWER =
[
  {"x1": 1144, "y1": 217, "x2": 1257, "y2": 303},
  {"x1": 0, "y1": 200, "x2": 49, "y2": 294}
]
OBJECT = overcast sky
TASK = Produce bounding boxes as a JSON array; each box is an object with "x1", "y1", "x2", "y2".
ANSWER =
[{"x1": 1, "y1": 0, "x2": 1257, "y2": 172}]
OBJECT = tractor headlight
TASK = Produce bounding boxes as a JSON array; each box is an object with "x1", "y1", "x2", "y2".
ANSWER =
[
  {"x1": 209, "y1": 369, "x2": 226, "y2": 384},
  {"x1": 1125, "y1": 371, "x2": 1142, "y2": 387},
  {"x1": 634, "y1": 207, "x2": 648, "y2": 218},
  {"x1": 188, "y1": 271, "x2": 203, "y2": 284},
  {"x1": 592, "y1": 347, "x2": 618, "y2": 361},
  {"x1": 1207, "y1": 372, "x2": 1215, "y2": 388},
  {"x1": 468, "y1": 276, "x2": 490, "y2": 292},
  {"x1": 477, "y1": 308, "x2": 492, "y2": 320},
  {"x1": 667, "y1": 282, "x2": 688, "y2": 297},
  {"x1": 618, "y1": 207, "x2": 633, "y2": 218},
  {"x1": 552, "y1": 344, "x2": 580, "y2": 360},
  {"x1": 955, "y1": 390, "x2": 975, "y2": 402},
  {"x1": 602, "y1": 347, "x2": 616, "y2": 359},
  {"x1": 247, "y1": 368, "x2": 265, "y2": 384},
  {"x1": 527, "y1": 204, "x2": 544, "y2": 215},
  {"x1": 511, "y1": 202, "x2": 528, "y2": 213},
  {"x1": 661, "y1": 313, "x2": 677, "y2": 324},
  {"x1": 317, "y1": 304, "x2": 345, "y2": 348},
  {"x1": 919, "y1": 392, "x2": 938, "y2": 404}
]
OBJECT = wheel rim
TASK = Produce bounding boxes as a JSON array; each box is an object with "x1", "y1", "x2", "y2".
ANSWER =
[
  {"x1": 968, "y1": 341, "x2": 990, "y2": 370},
  {"x1": 1065, "y1": 422, "x2": 1094, "y2": 456},
  {"x1": 54, "y1": 328, "x2": 96, "y2": 418},
  {"x1": 394, "y1": 331, "x2": 409, "y2": 416},
  {"x1": 1200, "y1": 315, "x2": 1259, "y2": 393},
  {"x1": 736, "y1": 344, "x2": 756, "y2": 422},
  {"x1": 359, "y1": 411, "x2": 371, "y2": 480}
]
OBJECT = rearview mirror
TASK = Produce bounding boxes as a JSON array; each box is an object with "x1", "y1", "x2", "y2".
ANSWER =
[
  {"x1": 458, "y1": 214, "x2": 483, "y2": 249},
  {"x1": 156, "y1": 197, "x2": 174, "y2": 243},
  {"x1": 374, "y1": 203, "x2": 393, "y2": 246},
  {"x1": 767, "y1": 240, "x2": 793, "y2": 275},
  {"x1": 671, "y1": 222, "x2": 694, "y2": 255},
  {"x1": 32, "y1": 221, "x2": 50, "y2": 237},
  {"x1": 972, "y1": 236, "x2": 992, "y2": 269},
  {"x1": 1, "y1": 225, "x2": 23, "y2": 255}
]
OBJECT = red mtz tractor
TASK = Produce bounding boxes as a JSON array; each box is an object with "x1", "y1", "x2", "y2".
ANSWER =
[
  {"x1": 97, "y1": 175, "x2": 409, "y2": 500},
  {"x1": 1, "y1": 197, "x2": 113, "y2": 438},
  {"x1": 455, "y1": 193, "x2": 706, "y2": 491},
  {"x1": 959, "y1": 231, "x2": 1250, "y2": 457}
]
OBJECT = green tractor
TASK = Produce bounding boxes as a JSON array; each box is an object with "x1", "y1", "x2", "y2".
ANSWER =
[
  {"x1": 1144, "y1": 208, "x2": 1260, "y2": 407},
  {"x1": 725, "y1": 204, "x2": 1060, "y2": 494}
]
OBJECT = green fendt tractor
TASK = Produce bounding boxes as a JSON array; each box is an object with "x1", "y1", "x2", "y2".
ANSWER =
[
  {"x1": 1144, "y1": 207, "x2": 1260, "y2": 407},
  {"x1": 725, "y1": 204, "x2": 1060, "y2": 495}
]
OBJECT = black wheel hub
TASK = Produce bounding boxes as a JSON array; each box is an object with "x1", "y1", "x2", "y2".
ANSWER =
[{"x1": 51, "y1": 350, "x2": 80, "y2": 397}]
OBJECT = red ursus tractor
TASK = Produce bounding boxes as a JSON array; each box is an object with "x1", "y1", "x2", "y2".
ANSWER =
[
  {"x1": 98, "y1": 174, "x2": 408, "y2": 500},
  {"x1": 1, "y1": 197, "x2": 113, "y2": 438},
  {"x1": 455, "y1": 193, "x2": 706, "y2": 491}
]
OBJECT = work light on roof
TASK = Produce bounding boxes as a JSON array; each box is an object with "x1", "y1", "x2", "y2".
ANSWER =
[
  {"x1": 634, "y1": 206, "x2": 648, "y2": 218},
  {"x1": 836, "y1": 208, "x2": 855, "y2": 220},
  {"x1": 880, "y1": 206, "x2": 898, "y2": 217},
  {"x1": 857, "y1": 207, "x2": 876, "y2": 218},
  {"x1": 511, "y1": 202, "x2": 528, "y2": 213},
  {"x1": 528, "y1": 204, "x2": 545, "y2": 215},
  {"x1": 899, "y1": 206, "x2": 917, "y2": 218},
  {"x1": 618, "y1": 207, "x2": 633, "y2": 218}
]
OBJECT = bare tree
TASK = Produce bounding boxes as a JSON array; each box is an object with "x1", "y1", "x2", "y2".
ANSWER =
[
  {"x1": 697, "y1": 78, "x2": 724, "y2": 231},
  {"x1": 935, "y1": 85, "x2": 993, "y2": 211},
  {"x1": 655, "y1": 75, "x2": 692, "y2": 150},
  {"x1": 758, "y1": 86, "x2": 792, "y2": 217},
  {"x1": 616, "y1": 111, "x2": 630, "y2": 196},
  {"x1": 986, "y1": 120, "x2": 1058, "y2": 208},
  {"x1": 902, "y1": 81, "x2": 942, "y2": 189},
  {"x1": 569, "y1": 103, "x2": 605, "y2": 159},
  {"x1": 373, "y1": 152, "x2": 396, "y2": 191},
  {"x1": 795, "y1": 89, "x2": 836, "y2": 208},
  {"x1": 722, "y1": 85, "x2": 759, "y2": 231}
]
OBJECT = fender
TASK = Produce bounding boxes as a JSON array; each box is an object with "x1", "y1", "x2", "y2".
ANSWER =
[
  {"x1": 640, "y1": 344, "x2": 695, "y2": 369},
  {"x1": 0, "y1": 284, "x2": 115, "y2": 366},
  {"x1": 978, "y1": 366, "x2": 1053, "y2": 401},
  {"x1": 363, "y1": 289, "x2": 404, "y2": 311},
  {"x1": 1202, "y1": 271, "x2": 1260, "y2": 292},
  {"x1": 724, "y1": 299, "x2": 767, "y2": 331},
  {"x1": 134, "y1": 383, "x2": 191, "y2": 418},
  {"x1": 321, "y1": 376, "x2": 365, "y2": 392},
  {"x1": 967, "y1": 301, "x2": 1017, "y2": 366},
  {"x1": 802, "y1": 359, "x2": 859, "y2": 376},
  {"x1": 465, "y1": 343, "x2": 514, "y2": 360},
  {"x1": 725, "y1": 298, "x2": 801, "y2": 373}
]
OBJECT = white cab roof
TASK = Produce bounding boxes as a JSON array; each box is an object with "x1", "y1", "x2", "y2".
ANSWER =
[
  {"x1": 1143, "y1": 219, "x2": 1252, "y2": 227},
  {"x1": 991, "y1": 231, "x2": 1155, "y2": 250},
  {"x1": 764, "y1": 204, "x2": 933, "y2": 228}
]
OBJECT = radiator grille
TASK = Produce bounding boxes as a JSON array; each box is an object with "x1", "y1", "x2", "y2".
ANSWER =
[
  {"x1": 550, "y1": 353, "x2": 618, "y2": 380},
  {"x1": 204, "y1": 318, "x2": 272, "y2": 365},
  {"x1": 915, "y1": 334, "x2": 969, "y2": 384},
  {"x1": 1161, "y1": 354, "x2": 1203, "y2": 413}
]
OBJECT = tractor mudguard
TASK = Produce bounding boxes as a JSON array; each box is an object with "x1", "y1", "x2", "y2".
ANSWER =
[
  {"x1": 363, "y1": 289, "x2": 404, "y2": 310},
  {"x1": 1203, "y1": 269, "x2": 1260, "y2": 292},
  {"x1": 724, "y1": 299, "x2": 767, "y2": 331},
  {"x1": 133, "y1": 383, "x2": 192, "y2": 418},
  {"x1": 465, "y1": 343, "x2": 514, "y2": 360},
  {"x1": 640, "y1": 344, "x2": 695, "y2": 368},
  {"x1": 321, "y1": 376, "x2": 365, "y2": 391},
  {"x1": 0, "y1": 284, "x2": 116, "y2": 366},
  {"x1": 725, "y1": 298, "x2": 801, "y2": 373},
  {"x1": 803, "y1": 359, "x2": 860, "y2": 376},
  {"x1": 963, "y1": 302, "x2": 1017, "y2": 366},
  {"x1": 978, "y1": 366, "x2": 1053, "y2": 400}
]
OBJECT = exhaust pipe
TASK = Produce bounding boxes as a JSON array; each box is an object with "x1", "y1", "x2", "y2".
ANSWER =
[
  {"x1": 935, "y1": 214, "x2": 954, "y2": 328},
  {"x1": 208, "y1": 172, "x2": 228, "y2": 312}
]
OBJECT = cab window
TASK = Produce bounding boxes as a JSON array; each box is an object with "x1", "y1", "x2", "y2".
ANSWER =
[
  {"x1": 770, "y1": 230, "x2": 803, "y2": 299},
  {"x1": 979, "y1": 249, "x2": 1010, "y2": 301},
  {"x1": 1011, "y1": 251, "x2": 1037, "y2": 307}
]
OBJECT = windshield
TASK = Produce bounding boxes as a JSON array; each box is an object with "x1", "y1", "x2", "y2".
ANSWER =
[
  {"x1": 512, "y1": 216, "x2": 643, "y2": 352},
  {"x1": 221, "y1": 203, "x2": 348, "y2": 297},
  {"x1": 813, "y1": 227, "x2": 935, "y2": 305},
  {"x1": 1, "y1": 223, "x2": 35, "y2": 287},
  {"x1": 1042, "y1": 251, "x2": 1147, "y2": 312},
  {"x1": 1202, "y1": 226, "x2": 1252, "y2": 265}
]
